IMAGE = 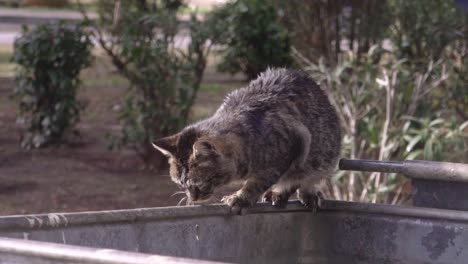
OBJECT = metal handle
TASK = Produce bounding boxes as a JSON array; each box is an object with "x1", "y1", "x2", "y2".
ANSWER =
[
  {"x1": 339, "y1": 159, "x2": 468, "y2": 182},
  {"x1": 339, "y1": 159, "x2": 405, "y2": 173}
]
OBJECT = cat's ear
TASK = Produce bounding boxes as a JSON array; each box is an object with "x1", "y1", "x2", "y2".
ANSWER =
[
  {"x1": 152, "y1": 134, "x2": 179, "y2": 157},
  {"x1": 193, "y1": 140, "x2": 217, "y2": 158}
]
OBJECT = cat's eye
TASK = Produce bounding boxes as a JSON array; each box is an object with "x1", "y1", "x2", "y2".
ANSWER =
[{"x1": 190, "y1": 161, "x2": 210, "y2": 169}]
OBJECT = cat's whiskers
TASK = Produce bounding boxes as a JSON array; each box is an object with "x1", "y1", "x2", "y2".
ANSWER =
[
  {"x1": 171, "y1": 191, "x2": 186, "y2": 197},
  {"x1": 177, "y1": 196, "x2": 187, "y2": 206}
]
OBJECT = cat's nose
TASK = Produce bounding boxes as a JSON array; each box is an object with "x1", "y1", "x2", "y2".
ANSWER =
[{"x1": 189, "y1": 186, "x2": 201, "y2": 201}]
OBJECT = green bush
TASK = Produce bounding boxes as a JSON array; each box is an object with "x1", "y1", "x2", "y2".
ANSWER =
[
  {"x1": 12, "y1": 22, "x2": 92, "y2": 148},
  {"x1": 276, "y1": 0, "x2": 391, "y2": 64},
  {"x1": 387, "y1": 0, "x2": 468, "y2": 120},
  {"x1": 86, "y1": 0, "x2": 211, "y2": 165},
  {"x1": 289, "y1": 0, "x2": 467, "y2": 203},
  {"x1": 388, "y1": 0, "x2": 464, "y2": 62},
  {"x1": 278, "y1": 0, "x2": 465, "y2": 66},
  {"x1": 208, "y1": 0, "x2": 292, "y2": 80},
  {"x1": 300, "y1": 46, "x2": 467, "y2": 204},
  {"x1": 440, "y1": 40, "x2": 468, "y2": 120}
]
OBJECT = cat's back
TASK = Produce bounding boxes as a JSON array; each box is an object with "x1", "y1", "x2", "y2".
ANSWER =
[{"x1": 217, "y1": 68, "x2": 327, "y2": 114}]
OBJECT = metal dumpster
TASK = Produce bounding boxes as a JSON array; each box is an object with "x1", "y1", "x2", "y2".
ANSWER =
[{"x1": 0, "y1": 159, "x2": 467, "y2": 264}]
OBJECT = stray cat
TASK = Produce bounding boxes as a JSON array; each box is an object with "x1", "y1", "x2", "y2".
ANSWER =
[{"x1": 153, "y1": 68, "x2": 341, "y2": 213}]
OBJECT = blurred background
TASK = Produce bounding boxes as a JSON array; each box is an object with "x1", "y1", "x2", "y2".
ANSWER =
[{"x1": 0, "y1": 0, "x2": 466, "y2": 216}]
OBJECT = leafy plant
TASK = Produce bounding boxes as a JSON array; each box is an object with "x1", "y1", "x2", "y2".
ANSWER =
[
  {"x1": 12, "y1": 21, "x2": 92, "y2": 148},
  {"x1": 388, "y1": 0, "x2": 465, "y2": 62},
  {"x1": 277, "y1": 0, "x2": 466, "y2": 67},
  {"x1": 402, "y1": 117, "x2": 467, "y2": 162},
  {"x1": 81, "y1": 0, "x2": 211, "y2": 165},
  {"x1": 298, "y1": 45, "x2": 465, "y2": 204},
  {"x1": 436, "y1": 37, "x2": 468, "y2": 120},
  {"x1": 291, "y1": 0, "x2": 468, "y2": 204},
  {"x1": 276, "y1": 0, "x2": 391, "y2": 65},
  {"x1": 208, "y1": 0, "x2": 292, "y2": 80}
]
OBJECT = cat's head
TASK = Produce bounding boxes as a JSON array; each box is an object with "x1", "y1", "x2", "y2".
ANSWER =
[{"x1": 152, "y1": 128, "x2": 236, "y2": 202}]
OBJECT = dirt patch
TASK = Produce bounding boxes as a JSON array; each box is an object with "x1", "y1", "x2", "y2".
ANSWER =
[{"x1": 0, "y1": 180, "x2": 38, "y2": 194}]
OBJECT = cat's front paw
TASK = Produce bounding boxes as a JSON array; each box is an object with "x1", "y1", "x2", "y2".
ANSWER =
[
  {"x1": 261, "y1": 191, "x2": 273, "y2": 203},
  {"x1": 261, "y1": 191, "x2": 288, "y2": 208},
  {"x1": 221, "y1": 194, "x2": 250, "y2": 214}
]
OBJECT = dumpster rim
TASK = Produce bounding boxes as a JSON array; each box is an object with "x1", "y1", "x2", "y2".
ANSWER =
[{"x1": 1, "y1": 200, "x2": 468, "y2": 231}]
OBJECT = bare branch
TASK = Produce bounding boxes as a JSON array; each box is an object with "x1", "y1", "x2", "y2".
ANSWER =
[
  {"x1": 391, "y1": 182, "x2": 404, "y2": 205},
  {"x1": 372, "y1": 70, "x2": 394, "y2": 200},
  {"x1": 112, "y1": 0, "x2": 122, "y2": 29}
]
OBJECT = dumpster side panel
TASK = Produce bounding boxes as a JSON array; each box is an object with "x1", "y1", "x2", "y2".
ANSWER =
[
  {"x1": 0, "y1": 237, "x2": 223, "y2": 264},
  {"x1": 413, "y1": 179, "x2": 468, "y2": 211},
  {"x1": 2, "y1": 207, "x2": 468, "y2": 264}
]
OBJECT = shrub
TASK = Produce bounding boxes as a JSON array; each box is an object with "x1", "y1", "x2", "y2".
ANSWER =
[
  {"x1": 277, "y1": 0, "x2": 465, "y2": 66},
  {"x1": 208, "y1": 0, "x2": 292, "y2": 80},
  {"x1": 439, "y1": 39, "x2": 468, "y2": 120},
  {"x1": 12, "y1": 22, "x2": 92, "y2": 148},
  {"x1": 299, "y1": 47, "x2": 467, "y2": 204},
  {"x1": 388, "y1": 0, "x2": 464, "y2": 62},
  {"x1": 290, "y1": 0, "x2": 467, "y2": 203},
  {"x1": 276, "y1": 0, "x2": 391, "y2": 65},
  {"x1": 84, "y1": 0, "x2": 211, "y2": 166}
]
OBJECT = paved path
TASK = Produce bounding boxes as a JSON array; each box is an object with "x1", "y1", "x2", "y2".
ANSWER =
[
  {"x1": 0, "y1": 0, "x2": 227, "y2": 44},
  {"x1": 0, "y1": 32, "x2": 15, "y2": 44},
  {"x1": 0, "y1": 8, "x2": 90, "y2": 20}
]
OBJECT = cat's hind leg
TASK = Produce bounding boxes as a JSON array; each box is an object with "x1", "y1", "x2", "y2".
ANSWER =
[{"x1": 297, "y1": 175, "x2": 327, "y2": 213}]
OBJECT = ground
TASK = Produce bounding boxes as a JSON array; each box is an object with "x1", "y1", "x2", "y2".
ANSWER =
[{"x1": 0, "y1": 43, "x2": 245, "y2": 216}]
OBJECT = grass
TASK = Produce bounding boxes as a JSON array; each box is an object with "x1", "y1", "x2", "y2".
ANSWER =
[
  {"x1": 79, "y1": 49, "x2": 129, "y2": 88},
  {"x1": 200, "y1": 83, "x2": 223, "y2": 94},
  {"x1": 180, "y1": 5, "x2": 213, "y2": 15},
  {"x1": 0, "y1": 45, "x2": 14, "y2": 78},
  {"x1": 82, "y1": 74, "x2": 128, "y2": 88},
  {"x1": 0, "y1": 45, "x2": 128, "y2": 84}
]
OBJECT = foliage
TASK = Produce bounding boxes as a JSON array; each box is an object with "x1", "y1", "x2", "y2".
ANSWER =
[
  {"x1": 298, "y1": 46, "x2": 467, "y2": 204},
  {"x1": 435, "y1": 36, "x2": 468, "y2": 121},
  {"x1": 208, "y1": 0, "x2": 292, "y2": 80},
  {"x1": 82, "y1": 0, "x2": 211, "y2": 164},
  {"x1": 388, "y1": 0, "x2": 465, "y2": 62},
  {"x1": 12, "y1": 21, "x2": 92, "y2": 148},
  {"x1": 277, "y1": 0, "x2": 466, "y2": 66},
  {"x1": 290, "y1": 0, "x2": 467, "y2": 203},
  {"x1": 389, "y1": 0, "x2": 468, "y2": 121},
  {"x1": 402, "y1": 117, "x2": 467, "y2": 162},
  {"x1": 276, "y1": 0, "x2": 391, "y2": 65}
]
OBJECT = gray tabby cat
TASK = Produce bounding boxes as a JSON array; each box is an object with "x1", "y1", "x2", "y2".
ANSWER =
[{"x1": 153, "y1": 68, "x2": 341, "y2": 213}]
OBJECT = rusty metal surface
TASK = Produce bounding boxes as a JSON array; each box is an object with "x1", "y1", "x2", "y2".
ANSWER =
[
  {"x1": 339, "y1": 159, "x2": 468, "y2": 211},
  {"x1": 413, "y1": 179, "x2": 468, "y2": 211},
  {"x1": 339, "y1": 159, "x2": 468, "y2": 182},
  {"x1": 1, "y1": 201, "x2": 468, "y2": 263}
]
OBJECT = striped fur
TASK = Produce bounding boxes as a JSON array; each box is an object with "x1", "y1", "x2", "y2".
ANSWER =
[{"x1": 153, "y1": 68, "x2": 341, "y2": 211}]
